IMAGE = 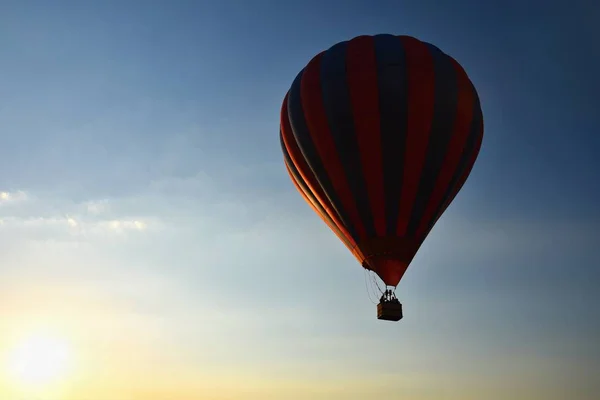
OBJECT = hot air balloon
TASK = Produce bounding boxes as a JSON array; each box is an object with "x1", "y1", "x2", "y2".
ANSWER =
[{"x1": 280, "y1": 34, "x2": 484, "y2": 321}]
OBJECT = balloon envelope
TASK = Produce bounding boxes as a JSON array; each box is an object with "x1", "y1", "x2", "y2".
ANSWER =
[{"x1": 280, "y1": 34, "x2": 484, "y2": 287}]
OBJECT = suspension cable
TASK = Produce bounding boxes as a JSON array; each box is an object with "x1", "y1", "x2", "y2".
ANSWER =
[
  {"x1": 370, "y1": 270, "x2": 385, "y2": 295},
  {"x1": 363, "y1": 269, "x2": 379, "y2": 304}
]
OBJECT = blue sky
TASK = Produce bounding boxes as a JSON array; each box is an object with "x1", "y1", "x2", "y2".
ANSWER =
[{"x1": 0, "y1": 0, "x2": 598, "y2": 399}]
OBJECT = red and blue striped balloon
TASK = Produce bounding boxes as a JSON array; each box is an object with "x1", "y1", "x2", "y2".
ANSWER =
[{"x1": 280, "y1": 34, "x2": 484, "y2": 287}]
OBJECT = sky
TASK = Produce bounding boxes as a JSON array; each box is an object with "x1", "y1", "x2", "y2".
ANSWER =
[{"x1": 0, "y1": 0, "x2": 599, "y2": 399}]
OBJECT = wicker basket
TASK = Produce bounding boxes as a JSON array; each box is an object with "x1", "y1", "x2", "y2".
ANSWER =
[{"x1": 377, "y1": 302, "x2": 403, "y2": 321}]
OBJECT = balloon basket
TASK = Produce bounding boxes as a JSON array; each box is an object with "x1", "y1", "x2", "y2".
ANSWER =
[{"x1": 377, "y1": 301, "x2": 403, "y2": 321}]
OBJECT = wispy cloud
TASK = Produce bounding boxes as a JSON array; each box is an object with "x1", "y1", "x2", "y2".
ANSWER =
[
  {"x1": 0, "y1": 190, "x2": 28, "y2": 204},
  {"x1": 0, "y1": 188, "x2": 163, "y2": 248},
  {"x1": 85, "y1": 199, "x2": 110, "y2": 215}
]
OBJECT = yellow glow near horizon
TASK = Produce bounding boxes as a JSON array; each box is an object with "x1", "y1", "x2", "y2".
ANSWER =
[{"x1": 7, "y1": 333, "x2": 73, "y2": 388}]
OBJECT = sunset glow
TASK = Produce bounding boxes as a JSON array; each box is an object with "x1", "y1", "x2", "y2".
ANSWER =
[{"x1": 7, "y1": 333, "x2": 72, "y2": 387}]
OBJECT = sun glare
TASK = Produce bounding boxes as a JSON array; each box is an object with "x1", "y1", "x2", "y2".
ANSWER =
[{"x1": 7, "y1": 333, "x2": 72, "y2": 387}]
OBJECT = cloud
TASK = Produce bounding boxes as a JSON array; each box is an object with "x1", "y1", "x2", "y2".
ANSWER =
[
  {"x1": 0, "y1": 215, "x2": 157, "y2": 241},
  {"x1": 85, "y1": 199, "x2": 109, "y2": 215},
  {"x1": 0, "y1": 189, "x2": 161, "y2": 244},
  {"x1": 0, "y1": 190, "x2": 28, "y2": 204}
]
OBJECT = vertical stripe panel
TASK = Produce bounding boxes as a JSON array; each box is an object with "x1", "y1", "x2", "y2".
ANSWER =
[
  {"x1": 287, "y1": 65, "x2": 360, "y2": 240},
  {"x1": 319, "y1": 41, "x2": 374, "y2": 240},
  {"x1": 396, "y1": 36, "x2": 436, "y2": 236},
  {"x1": 373, "y1": 34, "x2": 409, "y2": 236},
  {"x1": 346, "y1": 35, "x2": 386, "y2": 237},
  {"x1": 415, "y1": 58, "x2": 476, "y2": 238},
  {"x1": 406, "y1": 44, "x2": 459, "y2": 236}
]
